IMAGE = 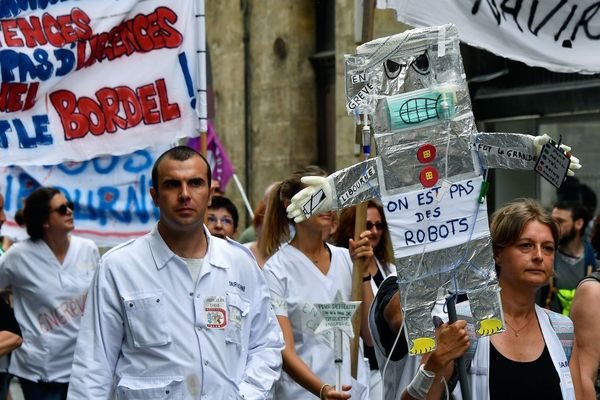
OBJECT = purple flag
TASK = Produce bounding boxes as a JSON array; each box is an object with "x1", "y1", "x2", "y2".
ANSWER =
[{"x1": 187, "y1": 122, "x2": 234, "y2": 190}]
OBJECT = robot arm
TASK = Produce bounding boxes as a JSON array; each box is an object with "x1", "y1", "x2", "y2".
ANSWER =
[
  {"x1": 287, "y1": 158, "x2": 381, "y2": 223},
  {"x1": 473, "y1": 132, "x2": 581, "y2": 176}
]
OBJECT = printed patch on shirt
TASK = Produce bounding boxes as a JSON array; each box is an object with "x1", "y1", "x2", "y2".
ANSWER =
[{"x1": 205, "y1": 296, "x2": 227, "y2": 329}]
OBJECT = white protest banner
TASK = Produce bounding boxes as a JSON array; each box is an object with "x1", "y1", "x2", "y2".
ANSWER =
[
  {"x1": 0, "y1": 144, "x2": 174, "y2": 246},
  {"x1": 382, "y1": 176, "x2": 489, "y2": 258},
  {"x1": 0, "y1": 1, "x2": 204, "y2": 166},
  {"x1": 377, "y1": 0, "x2": 600, "y2": 74}
]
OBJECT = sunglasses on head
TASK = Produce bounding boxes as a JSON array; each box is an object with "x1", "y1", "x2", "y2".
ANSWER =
[
  {"x1": 366, "y1": 221, "x2": 386, "y2": 230},
  {"x1": 51, "y1": 201, "x2": 74, "y2": 216}
]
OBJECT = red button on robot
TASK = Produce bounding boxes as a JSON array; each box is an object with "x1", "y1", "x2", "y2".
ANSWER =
[
  {"x1": 417, "y1": 144, "x2": 436, "y2": 164},
  {"x1": 419, "y1": 166, "x2": 439, "y2": 188}
]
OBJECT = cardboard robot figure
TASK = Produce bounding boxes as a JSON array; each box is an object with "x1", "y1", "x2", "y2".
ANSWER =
[{"x1": 288, "y1": 24, "x2": 580, "y2": 355}]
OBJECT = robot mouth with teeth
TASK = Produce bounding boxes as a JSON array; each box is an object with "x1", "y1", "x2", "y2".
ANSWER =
[{"x1": 288, "y1": 24, "x2": 580, "y2": 356}]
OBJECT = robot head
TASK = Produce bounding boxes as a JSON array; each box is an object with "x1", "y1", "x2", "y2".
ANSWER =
[
  {"x1": 345, "y1": 24, "x2": 467, "y2": 133},
  {"x1": 345, "y1": 25, "x2": 478, "y2": 194}
]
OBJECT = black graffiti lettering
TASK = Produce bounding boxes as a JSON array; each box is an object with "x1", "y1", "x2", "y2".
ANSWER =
[
  {"x1": 570, "y1": 1, "x2": 600, "y2": 41},
  {"x1": 501, "y1": 0, "x2": 524, "y2": 32},
  {"x1": 528, "y1": 0, "x2": 568, "y2": 35},
  {"x1": 488, "y1": 0, "x2": 502, "y2": 24},
  {"x1": 555, "y1": 5, "x2": 578, "y2": 43},
  {"x1": 472, "y1": 0, "x2": 600, "y2": 44},
  {"x1": 527, "y1": 0, "x2": 539, "y2": 32}
]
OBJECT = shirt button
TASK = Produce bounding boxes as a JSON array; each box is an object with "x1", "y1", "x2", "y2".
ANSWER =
[
  {"x1": 189, "y1": 292, "x2": 194, "y2": 296},
  {"x1": 204, "y1": 360, "x2": 208, "y2": 366}
]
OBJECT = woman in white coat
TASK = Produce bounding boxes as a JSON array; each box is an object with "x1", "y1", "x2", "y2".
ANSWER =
[
  {"x1": 0, "y1": 187, "x2": 99, "y2": 400},
  {"x1": 261, "y1": 166, "x2": 374, "y2": 400}
]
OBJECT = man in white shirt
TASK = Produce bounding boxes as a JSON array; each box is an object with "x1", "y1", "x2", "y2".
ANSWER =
[{"x1": 68, "y1": 146, "x2": 284, "y2": 400}]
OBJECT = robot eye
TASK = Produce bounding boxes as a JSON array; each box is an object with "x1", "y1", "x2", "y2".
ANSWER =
[
  {"x1": 384, "y1": 59, "x2": 405, "y2": 80},
  {"x1": 411, "y1": 51, "x2": 430, "y2": 75}
]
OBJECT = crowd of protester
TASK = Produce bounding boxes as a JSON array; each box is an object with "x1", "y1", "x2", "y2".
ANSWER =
[{"x1": 0, "y1": 151, "x2": 600, "y2": 400}]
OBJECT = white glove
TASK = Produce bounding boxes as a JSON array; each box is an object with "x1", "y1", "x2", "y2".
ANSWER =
[
  {"x1": 533, "y1": 134, "x2": 582, "y2": 177},
  {"x1": 286, "y1": 176, "x2": 333, "y2": 223}
]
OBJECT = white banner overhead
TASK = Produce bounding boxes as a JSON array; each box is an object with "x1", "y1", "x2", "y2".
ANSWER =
[
  {"x1": 377, "y1": 0, "x2": 600, "y2": 74},
  {"x1": 0, "y1": 0, "x2": 205, "y2": 166}
]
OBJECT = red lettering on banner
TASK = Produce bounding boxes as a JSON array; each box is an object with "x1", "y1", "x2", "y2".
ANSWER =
[
  {"x1": 96, "y1": 88, "x2": 127, "y2": 133},
  {"x1": 16, "y1": 17, "x2": 45, "y2": 47},
  {"x1": 42, "y1": 13, "x2": 64, "y2": 47},
  {"x1": 137, "y1": 83, "x2": 161, "y2": 124},
  {"x1": 0, "y1": 82, "x2": 39, "y2": 112},
  {"x1": 156, "y1": 79, "x2": 181, "y2": 121},
  {"x1": 49, "y1": 79, "x2": 181, "y2": 140},
  {"x1": 2, "y1": 20, "x2": 21, "y2": 46},
  {"x1": 117, "y1": 86, "x2": 143, "y2": 129},
  {"x1": 76, "y1": 7, "x2": 183, "y2": 70},
  {"x1": 0, "y1": 8, "x2": 92, "y2": 48}
]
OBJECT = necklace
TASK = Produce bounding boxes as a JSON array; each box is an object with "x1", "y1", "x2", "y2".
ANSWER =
[
  {"x1": 504, "y1": 308, "x2": 534, "y2": 337},
  {"x1": 311, "y1": 248, "x2": 326, "y2": 264},
  {"x1": 292, "y1": 241, "x2": 327, "y2": 265}
]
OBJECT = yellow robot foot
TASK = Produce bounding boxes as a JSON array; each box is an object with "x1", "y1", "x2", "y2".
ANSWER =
[
  {"x1": 477, "y1": 318, "x2": 503, "y2": 336},
  {"x1": 409, "y1": 337, "x2": 436, "y2": 355}
]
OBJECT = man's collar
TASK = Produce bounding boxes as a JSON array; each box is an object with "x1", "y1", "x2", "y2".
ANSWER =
[{"x1": 149, "y1": 225, "x2": 229, "y2": 270}]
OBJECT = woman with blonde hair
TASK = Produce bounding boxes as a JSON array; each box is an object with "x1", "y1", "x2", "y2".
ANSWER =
[{"x1": 261, "y1": 166, "x2": 374, "y2": 400}]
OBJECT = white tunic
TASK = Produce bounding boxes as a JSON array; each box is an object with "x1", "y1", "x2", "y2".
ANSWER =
[
  {"x1": 263, "y1": 243, "x2": 370, "y2": 399},
  {"x1": 68, "y1": 226, "x2": 284, "y2": 400},
  {"x1": 0, "y1": 235, "x2": 99, "y2": 382}
]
